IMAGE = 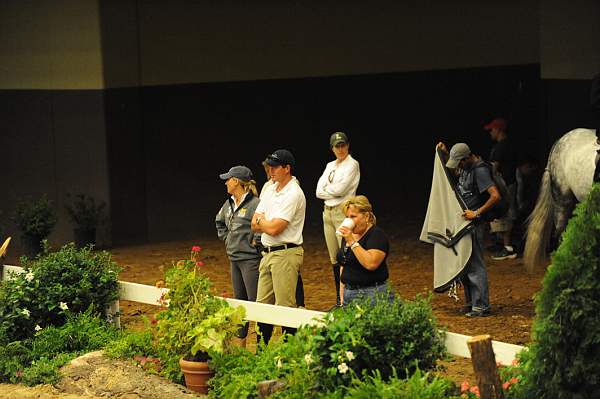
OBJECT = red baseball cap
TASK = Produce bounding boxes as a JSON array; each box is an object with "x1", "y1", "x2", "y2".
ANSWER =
[{"x1": 483, "y1": 118, "x2": 507, "y2": 130}]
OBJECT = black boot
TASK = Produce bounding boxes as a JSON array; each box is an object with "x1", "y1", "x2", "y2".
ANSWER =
[
  {"x1": 332, "y1": 263, "x2": 341, "y2": 306},
  {"x1": 257, "y1": 323, "x2": 274, "y2": 346}
]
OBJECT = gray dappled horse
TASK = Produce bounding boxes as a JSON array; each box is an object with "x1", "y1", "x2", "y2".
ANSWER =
[{"x1": 524, "y1": 128, "x2": 600, "y2": 272}]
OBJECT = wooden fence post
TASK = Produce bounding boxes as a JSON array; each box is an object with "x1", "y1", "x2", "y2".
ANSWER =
[{"x1": 467, "y1": 334, "x2": 505, "y2": 399}]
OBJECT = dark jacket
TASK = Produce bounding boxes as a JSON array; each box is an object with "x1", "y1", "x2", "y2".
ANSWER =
[{"x1": 215, "y1": 194, "x2": 261, "y2": 261}]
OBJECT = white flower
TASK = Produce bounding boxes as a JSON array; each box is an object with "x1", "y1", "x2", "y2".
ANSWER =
[
  {"x1": 328, "y1": 313, "x2": 335, "y2": 322},
  {"x1": 304, "y1": 354, "x2": 313, "y2": 365},
  {"x1": 25, "y1": 272, "x2": 35, "y2": 282},
  {"x1": 59, "y1": 302, "x2": 69, "y2": 311},
  {"x1": 337, "y1": 362, "x2": 349, "y2": 374},
  {"x1": 21, "y1": 308, "x2": 30, "y2": 317},
  {"x1": 35, "y1": 325, "x2": 42, "y2": 331},
  {"x1": 346, "y1": 351, "x2": 355, "y2": 361},
  {"x1": 276, "y1": 359, "x2": 283, "y2": 369}
]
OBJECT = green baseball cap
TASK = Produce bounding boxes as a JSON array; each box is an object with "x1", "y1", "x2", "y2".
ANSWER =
[{"x1": 330, "y1": 131, "x2": 349, "y2": 147}]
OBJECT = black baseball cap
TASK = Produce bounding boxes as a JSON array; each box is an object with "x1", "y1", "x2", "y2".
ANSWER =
[{"x1": 265, "y1": 149, "x2": 295, "y2": 168}]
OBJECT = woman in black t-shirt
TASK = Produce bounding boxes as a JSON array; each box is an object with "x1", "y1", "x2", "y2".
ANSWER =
[{"x1": 336, "y1": 195, "x2": 393, "y2": 306}]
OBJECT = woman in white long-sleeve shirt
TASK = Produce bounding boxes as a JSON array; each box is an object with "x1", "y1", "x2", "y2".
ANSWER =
[{"x1": 315, "y1": 131, "x2": 360, "y2": 307}]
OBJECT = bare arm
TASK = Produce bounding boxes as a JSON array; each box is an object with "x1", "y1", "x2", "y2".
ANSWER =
[
  {"x1": 339, "y1": 226, "x2": 387, "y2": 271},
  {"x1": 463, "y1": 185, "x2": 501, "y2": 220},
  {"x1": 251, "y1": 212, "x2": 289, "y2": 236}
]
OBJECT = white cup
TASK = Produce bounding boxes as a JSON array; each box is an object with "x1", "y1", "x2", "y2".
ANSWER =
[{"x1": 336, "y1": 218, "x2": 355, "y2": 236}]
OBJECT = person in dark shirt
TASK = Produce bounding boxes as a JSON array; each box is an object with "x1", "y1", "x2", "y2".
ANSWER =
[
  {"x1": 336, "y1": 195, "x2": 393, "y2": 306},
  {"x1": 484, "y1": 117, "x2": 519, "y2": 260},
  {"x1": 437, "y1": 142, "x2": 500, "y2": 317}
]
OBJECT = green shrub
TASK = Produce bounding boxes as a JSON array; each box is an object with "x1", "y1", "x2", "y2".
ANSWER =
[
  {"x1": 0, "y1": 243, "x2": 121, "y2": 342},
  {"x1": 209, "y1": 294, "x2": 446, "y2": 398},
  {"x1": 320, "y1": 369, "x2": 459, "y2": 399},
  {"x1": 0, "y1": 309, "x2": 119, "y2": 386},
  {"x1": 12, "y1": 195, "x2": 57, "y2": 239},
  {"x1": 311, "y1": 294, "x2": 445, "y2": 392},
  {"x1": 517, "y1": 183, "x2": 600, "y2": 398},
  {"x1": 104, "y1": 319, "x2": 156, "y2": 360},
  {"x1": 65, "y1": 193, "x2": 106, "y2": 231}
]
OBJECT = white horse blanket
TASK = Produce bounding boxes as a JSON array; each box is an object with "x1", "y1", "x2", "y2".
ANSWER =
[{"x1": 420, "y1": 149, "x2": 474, "y2": 292}]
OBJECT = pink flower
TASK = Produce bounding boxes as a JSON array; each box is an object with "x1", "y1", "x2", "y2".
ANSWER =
[
  {"x1": 503, "y1": 381, "x2": 510, "y2": 390},
  {"x1": 460, "y1": 381, "x2": 470, "y2": 392},
  {"x1": 469, "y1": 386, "x2": 480, "y2": 397},
  {"x1": 196, "y1": 261, "x2": 205, "y2": 267},
  {"x1": 510, "y1": 377, "x2": 518, "y2": 384},
  {"x1": 191, "y1": 246, "x2": 201, "y2": 252}
]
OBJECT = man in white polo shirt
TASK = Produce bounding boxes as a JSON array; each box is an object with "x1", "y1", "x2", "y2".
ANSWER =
[{"x1": 251, "y1": 149, "x2": 306, "y2": 344}]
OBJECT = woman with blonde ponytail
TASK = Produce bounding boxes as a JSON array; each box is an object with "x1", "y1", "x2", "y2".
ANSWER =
[{"x1": 215, "y1": 165, "x2": 262, "y2": 347}]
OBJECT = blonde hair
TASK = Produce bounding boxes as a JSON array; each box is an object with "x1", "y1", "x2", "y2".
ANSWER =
[
  {"x1": 239, "y1": 178, "x2": 258, "y2": 197},
  {"x1": 342, "y1": 195, "x2": 376, "y2": 225}
]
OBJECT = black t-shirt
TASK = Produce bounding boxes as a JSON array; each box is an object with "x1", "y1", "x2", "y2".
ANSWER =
[
  {"x1": 338, "y1": 225, "x2": 389, "y2": 287},
  {"x1": 490, "y1": 139, "x2": 517, "y2": 185}
]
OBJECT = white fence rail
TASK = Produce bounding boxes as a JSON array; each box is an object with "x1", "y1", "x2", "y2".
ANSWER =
[{"x1": 2, "y1": 264, "x2": 524, "y2": 365}]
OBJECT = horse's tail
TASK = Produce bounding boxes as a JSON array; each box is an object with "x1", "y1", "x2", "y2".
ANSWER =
[{"x1": 524, "y1": 169, "x2": 554, "y2": 272}]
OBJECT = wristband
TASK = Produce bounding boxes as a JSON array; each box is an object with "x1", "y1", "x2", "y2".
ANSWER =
[{"x1": 350, "y1": 242, "x2": 360, "y2": 250}]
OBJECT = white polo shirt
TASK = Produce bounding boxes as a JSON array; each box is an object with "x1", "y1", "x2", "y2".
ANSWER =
[
  {"x1": 256, "y1": 176, "x2": 306, "y2": 246},
  {"x1": 315, "y1": 154, "x2": 360, "y2": 207}
]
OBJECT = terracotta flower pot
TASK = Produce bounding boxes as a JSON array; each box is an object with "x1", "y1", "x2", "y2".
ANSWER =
[{"x1": 179, "y1": 357, "x2": 214, "y2": 394}]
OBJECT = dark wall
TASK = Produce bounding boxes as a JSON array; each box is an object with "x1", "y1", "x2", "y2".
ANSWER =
[
  {"x1": 0, "y1": 90, "x2": 110, "y2": 251},
  {"x1": 127, "y1": 64, "x2": 541, "y2": 241}
]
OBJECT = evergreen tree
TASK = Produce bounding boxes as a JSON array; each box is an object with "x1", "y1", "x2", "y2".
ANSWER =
[{"x1": 519, "y1": 183, "x2": 600, "y2": 398}]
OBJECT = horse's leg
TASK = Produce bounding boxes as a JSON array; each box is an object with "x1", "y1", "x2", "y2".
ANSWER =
[{"x1": 551, "y1": 184, "x2": 576, "y2": 248}]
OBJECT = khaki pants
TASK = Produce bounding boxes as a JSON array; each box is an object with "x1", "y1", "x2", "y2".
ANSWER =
[
  {"x1": 323, "y1": 205, "x2": 345, "y2": 264},
  {"x1": 257, "y1": 246, "x2": 304, "y2": 308}
]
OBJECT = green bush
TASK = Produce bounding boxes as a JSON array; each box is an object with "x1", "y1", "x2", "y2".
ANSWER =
[
  {"x1": 209, "y1": 294, "x2": 446, "y2": 398},
  {"x1": 517, "y1": 183, "x2": 600, "y2": 398},
  {"x1": 0, "y1": 243, "x2": 120, "y2": 342},
  {"x1": 65, "y1": 193, "x2": 106, "y2": 231},
  {"x1": 0, "y1": 309, "x2": 119, "y2": 386},
  {"x1": 104, "y1": 318, "x2": 156, "y2": 360},
  {"x1": 320, "y1": 369, "x2": 459, "y2": 399},
  {"x1": 12, "y1": 195, "x2": 57, "y2": 239},
  {"x1": 311, "y1": 294, "x2": 445, "y2": 392}
]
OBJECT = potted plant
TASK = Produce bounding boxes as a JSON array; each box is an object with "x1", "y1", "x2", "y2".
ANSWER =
[
  {"x1": 155, "y1": 246, "x2": 245, "y2": 394},
  {"x1": 64, "y1": 194, "x2": 106, "y2": 248},
  {"x1": 12, "y1": 196, "x2": 57, "y2": 257}
]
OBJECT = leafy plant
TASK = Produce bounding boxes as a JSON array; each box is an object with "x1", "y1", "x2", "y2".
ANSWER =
[
  {"x1": 154, "y1": 246, "x2": 245, "y2": 382},
  {"x1": 320, "y1": 368, "x2": 459, "y2": 399},
  {"x1": 209, "y1": 294, "x2": 446, "y2": 398},
  {"x1": 0, "y1": 243, "x2": 120, "y2": 342},
  {"x1": 12, "y1": 195, "x2": 57, "y2": 238},
  {"x1": 104, "y1": 317, "x2": 157, "y2": 360},
  {"x1": 310, "y1": 293, "x2": 446, "y2": 392},
  {"x1": 65, "y1": 193, "x2": 106, "y2": 231},
  {"x1": 515, "y1": 182, "x2": 600, "y2": 398},
  {"x1": 0, "y1": 308, "x2": 119, "y2": 386}
]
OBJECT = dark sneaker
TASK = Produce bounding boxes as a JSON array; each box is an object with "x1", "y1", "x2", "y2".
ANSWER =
[
  {"x1": 465, "y1": 309, "x2": 491, "y2": 317},
  {"x1": 491, "y1": 247, "x2": 517, "y2": 260},
  {"x1": 460, "y1": 305, "x2": 472, "y2": 314},
  {"x1": 486, "y1": 243, "x2": 504, "y2": 252}
]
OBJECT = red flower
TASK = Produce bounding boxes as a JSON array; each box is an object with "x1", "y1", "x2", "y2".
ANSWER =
[
  {"x1": 150, "y1": 318, "x2": 158, "y2": 325},
  {"x1": 503, "y1": 381, "x2": 510, "y2": 390},
  {"x1": 460, "y1": 381, "x2": 470, "y2": 392},
  {"x1": 191, "y1": 246, "x2": 201, "y2": 252},
  {"x1": 469, "y1": 386, "x2": 480, "y2": 397},
  {"x1": 510, "y1": 377, "x2": 518, "y2": 384},
  {"x1": 196, "y1": 261, "x2": 205, "y2": 267}
]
